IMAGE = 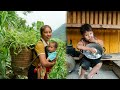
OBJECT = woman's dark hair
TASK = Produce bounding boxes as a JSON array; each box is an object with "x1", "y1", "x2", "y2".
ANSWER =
[
  {"x1": 80, "y1": 24, "x2": 92, "y2": 35},
  {"x1": 40, "y1": 25, "x2": 52, "y2": 35}
]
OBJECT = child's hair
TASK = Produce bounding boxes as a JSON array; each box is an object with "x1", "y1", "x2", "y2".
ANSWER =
[
  {"x1": 80, "y1": 24, "x2": 92, "y2": 35},
  {"x1": 50, "y1": 41, "x2": 58, "y2": 48}
]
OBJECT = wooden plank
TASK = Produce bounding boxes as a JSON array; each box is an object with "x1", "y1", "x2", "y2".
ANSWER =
[
  {"x1": 90, "y1": 11, "x2": 94, "y2": 24},
  {"x1": 112, "y1": 63, "x2": 120, "y2": 79},
  {"x1": 118, "y1": 30, "x2": 120, "y2": 52},
  {"x1": 101, "y1": 58, "x2": 120, "y2": 60},
  {"x1": 81, "y1": 11, "x2": 85, "y2": 24},
  {"x1": 94, "y1": 28, "x2": 104, "y2": 44},
  {"x1": 73, "y1": 57, "x2": 120, "y2": 61},
  {"x1": 99, "y1": 11, "x2": 103, "y2": 24},
  {"x1": 108, "y1": 11, "x2": 112, "y2": 24},
  {"x1": 109, "y1": 30, "x2": 114, "y2": 53},
  {"x1": 109, "y1": 30, "x2": 119, "y2": 53},
  {"x1": 73, "y1": 11, "x2": 76, "y2": 24},
  {"x1": 113, "y1": 61, "x2": 120, "y2": 66},
  {"x1": 104, "y1": 29, "x2": 110, "y2": 54},
  {"x1": 72, "y1": 28, "x2": 78, "y2": 48},
  {"x1": 112, "y1": 11, "x2": 117, "y2": 25},
  {"x1": 117, "y1": 11, "x2": 120, "y2": 25},
  {"x1": 66, "y1": 28, "x2": 70, "y2": 44},
  {"x1": 66, "y1": 24, "x2": 120, "y2": 29},
  {"x1": 94, "y1": 11, "x2": 98, "y2": 24},
  {"x1": 77, "y1": 11, "x2": 81, "y2": 24},
  {"x1": 115, "y1": 30, "x2": 119, "y2": 53},
  {"x1": 67, "y1": 11, "x2": 71, "y2": 24},
  {"x1": 103, "y1": 11, "x2": 107, "y2": 24},
  {"x1": 93, "y1": 28, "x2": 100, "y2": 40},
  {"x1": 76, "y1": 29, "x2": 80, "y2": 48},
  {"x1": 66, "y1": 28, "x2": 72, "y2": 45},
  {"x1": 99, "y1": 28, "x2": 104, "y2": 41},
  {"x1": 86, "y1": 11, "x2": 89, "y2": 24}
]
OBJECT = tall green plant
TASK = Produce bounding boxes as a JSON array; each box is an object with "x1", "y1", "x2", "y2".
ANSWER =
[{"x1": 0, "y1": 11, "x2": 44, "y2": 78}]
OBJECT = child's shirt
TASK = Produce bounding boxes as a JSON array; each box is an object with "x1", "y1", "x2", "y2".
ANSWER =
[{"x1": 48, "y1": 51, "x2": 57, "y2": 61}]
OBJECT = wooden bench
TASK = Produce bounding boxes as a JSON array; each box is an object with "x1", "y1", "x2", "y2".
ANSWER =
[{"x1": 73, "y1": 53, "x2": 120, "y2": 61}]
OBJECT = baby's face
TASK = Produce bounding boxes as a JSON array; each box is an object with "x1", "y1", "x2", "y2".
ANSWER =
[
  {"x1": 83, "y1": 31, "x2": 94, "y2": 41},
  {"x1": 48, "y1": 43, "x2": 56, "y2": 52}
]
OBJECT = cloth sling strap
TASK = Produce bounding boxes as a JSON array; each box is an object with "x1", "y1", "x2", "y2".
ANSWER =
[
  {"x1": 27, "y1": 46, "x2": 48, "y2": 68},
  {"x1": 25, "y1": 40, "x2": 48, "y2": 70}
]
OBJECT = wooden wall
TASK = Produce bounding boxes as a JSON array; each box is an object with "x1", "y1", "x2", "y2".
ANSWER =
[{"x1": 66, "y1": 11, "x2": 120, "y2": 54}]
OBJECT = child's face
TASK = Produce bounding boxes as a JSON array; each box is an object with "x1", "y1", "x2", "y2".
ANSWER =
[
  {"x1": 48, "y1": 43, "x2": 56, "y2": 52},
  {"x1": 83, "y1": 31, "x2": 94, "y2": 41}
]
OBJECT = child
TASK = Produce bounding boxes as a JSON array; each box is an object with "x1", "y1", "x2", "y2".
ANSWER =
[
  {"x1": 76, "y1": 24, "x2": 104, "y2": 79},
  {"x1": 47, "y1": 41, "x2": 58, "y2": 62}
]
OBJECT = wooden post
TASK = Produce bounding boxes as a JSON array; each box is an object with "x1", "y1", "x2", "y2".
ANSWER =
[
  {"x1": 77, "y1": 11, "x2": 81, "y2": 24},
  {"x1": 94, "y1": 11, "x2": 98, "y2": 24},
  {"x1": 67, "y1": 11, "x2": 71, "y2": 24},
  {"x1": 108, "y1": 11, "x2": 112, "y2": 24},
  {"x1": 112, "y1": 11, "x2": 117, "y2": 25},
  {"x1": 81, "y1": 11, "x2": 85, "y2": 24},
  {"x1": 86, "y1": 11, "x2": 89, "y2": 24},
  {"x1": 99, "y1": 11, "x2": 103, "y2": 24},
  {"x1": 90, "y1": 11, "x2": 94, "y2": 24},
  {"x1": 117, "y1": 11, "x2": 120, "y2": 25},
  {"x1": 103, "y1": 11, "x2": 107, "y2": 24},
  {"x1": 73, "y1": 11, "x2": 76, "y2": 24}
]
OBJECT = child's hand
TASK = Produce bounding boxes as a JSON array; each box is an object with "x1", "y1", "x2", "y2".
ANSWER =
[
  {"x1": 89, "y1": 48, "x2": 97, "y2": 54},
  {"x1": 88, "y1": 37, "x2": 96, "y2": 43}
]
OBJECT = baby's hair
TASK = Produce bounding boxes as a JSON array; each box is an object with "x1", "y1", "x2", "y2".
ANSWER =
[
  {"x1": 80, "y1": 24, "x2": 92, "y2": 35},
  {"x1": 50, "y1": 41, "x2": 58, "y2": 48}
]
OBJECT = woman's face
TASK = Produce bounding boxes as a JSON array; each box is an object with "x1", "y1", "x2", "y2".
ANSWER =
[
  {"x1": 42, "y1": 27, "x2": 52, "y2": 41},
  {"x1": 83, "y1": 31, "x2": 94, "y2": 41}
]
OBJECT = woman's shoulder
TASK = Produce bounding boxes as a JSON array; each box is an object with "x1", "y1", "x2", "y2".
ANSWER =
[
  {"x1": 35, "y1": 40, "x2": 44, "y2": 47},
  {"x1": 37, "y1": 39, "x2": 44, "y2": 44}
]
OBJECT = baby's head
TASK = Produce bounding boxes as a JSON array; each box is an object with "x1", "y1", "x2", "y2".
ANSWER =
[
  {"x1": 80, "y1": 24, "x2": 94, "y2": 41},
  {"x1": 48, "y1": 41, "x2": 58, "y2": 52}
]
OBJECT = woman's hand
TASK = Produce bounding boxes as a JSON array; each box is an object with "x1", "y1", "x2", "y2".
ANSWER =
[{"x1": 51, "y1": 60, "x2": 56, "y2": 66}]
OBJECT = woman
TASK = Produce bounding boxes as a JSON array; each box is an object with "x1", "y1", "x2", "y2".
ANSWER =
[{"x1": 28, "y1": 25, "x2": 56, "y2": 79}]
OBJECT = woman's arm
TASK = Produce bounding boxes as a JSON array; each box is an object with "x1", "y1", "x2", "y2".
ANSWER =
[
  {"x1": 39, "y1": 54, "x2": 55, "y2": 67},
  {"x1": 35, "y1": 41, "x2": 56, "y2": 67}
]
